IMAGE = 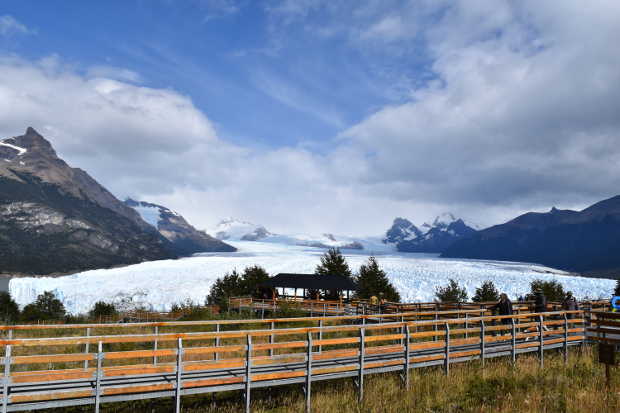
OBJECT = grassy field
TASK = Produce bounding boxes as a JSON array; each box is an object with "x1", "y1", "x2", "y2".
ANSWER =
[{"x1": 43, "y1": 345, "x2": 618, "y2": 413}]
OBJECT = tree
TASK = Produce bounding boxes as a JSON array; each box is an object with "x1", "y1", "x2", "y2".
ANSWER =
[
  {"x1": 207, "y1": 266, "x2": 270, "y2": 311},
  {"x1": 315, "y1": 248, "x2": 353, "y2": 279},
  {"x1": 435, "y1": 279, "x2": 468, "y2": 303},
  {"x1": 614, "y1": 279, "x2": 620, "y2": 296},
  {"x1": 472, "y1": 281, "x2": 500, "y2": 302},
  {"x1": 89, "y1": 301, "x2": 117, "y2": 320},
  {"x1": 356, "y1": 257, "x2": 400, "y2": 302},
  {"x1": 0, "y1": 292, "x2": 19, "y2": 322},
  {"x1": 21, "y1": 291, "x2": 66, "y2": 321},
  {"x1": 528, "y1": 279, "x2": 566, "y2": 302}
]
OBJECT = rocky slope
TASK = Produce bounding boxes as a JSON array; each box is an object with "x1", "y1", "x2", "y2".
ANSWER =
[
  {"x1": 0, "y1": 128, "x2": 177, "y2": 275},
  {"x1": 384, "y1": 213, "x2": 477, "y2": 253},
  {"x1": 125, "y1": 199, "x2": 235, "y2": 254},
  {"x1": 442, "y1": 196, "x2": 620, "y2": 272}
]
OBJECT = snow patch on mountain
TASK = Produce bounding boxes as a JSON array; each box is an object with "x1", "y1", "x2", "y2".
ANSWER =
[
  {"x1": 0, "y1": 139, "x2": 27, "y2": 157},
  {"x1": 132, "y1": 205, "x2": 162, "y2": 228}
]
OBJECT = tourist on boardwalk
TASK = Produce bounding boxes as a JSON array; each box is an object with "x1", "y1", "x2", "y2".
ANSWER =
[
  {"x1": 490, "y1": 293, "x2": 513, "y2": 325},
  {"x1": 534, "y1": 291, "x2": 547, "y2": 313},
  {"x1": 562, "y1": 291, "x2": 578, "y2": 318}
]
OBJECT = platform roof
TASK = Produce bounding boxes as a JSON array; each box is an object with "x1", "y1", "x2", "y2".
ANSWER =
[{"x1": 261, "y1": 273, "x2": 357, "y2": 291}]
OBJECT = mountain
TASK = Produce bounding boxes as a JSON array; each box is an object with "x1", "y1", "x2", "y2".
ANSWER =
[
  {"x1": 384, "y1": 213, "x2": 477, "y2": 253},
  {"x1": 124, "y1": 199, "x2": 235, "y2": 254},
  {"x1": 209, "y1": 218, "x2": 366, "y2": 250},
  {"x1": 442, "y1": 196, "x2": 620, "y2": 272},
  {"x1": 0, "y1": 127, "x2": 177, "y2": 275}
]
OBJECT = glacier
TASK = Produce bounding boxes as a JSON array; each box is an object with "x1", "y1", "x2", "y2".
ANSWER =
[{"x1": 9, "y1": 241, "x2": 615, "y2": 314}]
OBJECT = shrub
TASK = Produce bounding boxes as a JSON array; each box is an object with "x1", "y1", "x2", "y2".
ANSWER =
[
  {"x1": 89, "y1": 301, "x2": 118, "y2": 320},
  {"x1": 435, "y1": 279, "x2": 468, "y2": 303},
  {"x1": 0, "y1": 292, "x2": 19, "y2": 322},
  {"x1": 472, "y1": 281, "x2": 500, "y2": 302},
  {"x1": 528, "y1": 279, "x2": 566, "y2": 302},
  {"x1": 21, "y1": 291, "x2": 66, "y2": 321},
  {"x1": 356, "y1": 257, "x2": 400, "y2": 302},
  {"x1": 171, "y1": 299, "x2": 213, "y2": 321}
]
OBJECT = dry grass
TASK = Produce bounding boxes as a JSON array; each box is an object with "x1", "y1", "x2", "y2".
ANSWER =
[{"x1": 42, "y1": 345, "x2": 619, "y2": 413}]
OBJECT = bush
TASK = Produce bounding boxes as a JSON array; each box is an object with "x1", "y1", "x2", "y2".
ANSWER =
[
  {"x1": 0, "y1": 292, "x2": 20, "y2": 322},
  {"x1": 207, "y1": 266, "x2": 270, "y2": 311},
  {"x1": 528, "y1": 279, "x2": 566, "y2": 302},
  {"x1": 472, "y1": 281, "x2": 500, "y2": 302},
  {"x1": 89, "y1": 301, "x2": 118, "y2": 320},
  {"x1": 435, "y1": 279, "x2": 468, "y2": 303},
  {"x1": 171, "y1": 299, "x2": 213, "y2": 321},
  {"x1": 21, "y1": 291, "x2": 66, "y2": 322},
  {"x1": 356, "y1": 257, "x2": 400, "y2": 302}
]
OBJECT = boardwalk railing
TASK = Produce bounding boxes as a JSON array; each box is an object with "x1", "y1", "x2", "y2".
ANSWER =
[{"x1": 0, "y1": 310, "x2": 585, "y2": 412}]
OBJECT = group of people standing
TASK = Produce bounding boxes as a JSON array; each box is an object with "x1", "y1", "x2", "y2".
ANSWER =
[{"x1": 488, "y1": 290, "x2": 579, "y2": 322}]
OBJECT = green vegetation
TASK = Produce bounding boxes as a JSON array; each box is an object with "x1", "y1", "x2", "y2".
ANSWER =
[
  {"x1": 435, "y1": 279, "x2": 468, "y2": 303},
  {"x1": 528, "y1": 279, "x2": 566, "y2": 301},
  {"x1": 356, "y1": 256, "x2": 400, "y2": 302},
  {"x1": 89, "y1": 301, "x2": 118, "y2": 320},
  {"x1": 206, "y1": 265, "x2": 270, "y2": 310},
  {"x1": 0, "y1": 291, "x2": 19, "y2": 322},
  {"x1": 20, "y1": 290, "x2": 66, "y2": 321},
  {"x1": 315, "y1": 247, "x2": 353, "y2": 279},
  {"x1": 472, "y1": 280, "x2": 500, "y2": 302}
]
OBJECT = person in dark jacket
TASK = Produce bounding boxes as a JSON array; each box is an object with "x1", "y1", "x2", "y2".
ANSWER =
[
  {"x1": 491, "y1": 293, "x2": 513, "y2": 325},
  {"x1": 562, "y1": 291, "x2": 578, "y2": 319},
  {"x1": 534, "y1": 291, "x2": 547, "y2": 313}
]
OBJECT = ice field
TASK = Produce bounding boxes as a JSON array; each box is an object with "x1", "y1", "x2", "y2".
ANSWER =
[{"x1": 9, "y1": 241, "x2": 616, "y2": 314}]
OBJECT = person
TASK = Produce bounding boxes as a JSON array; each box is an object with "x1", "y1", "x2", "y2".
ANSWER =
[
  {"x1": 534, "y1": 291, "x2": 547, "y2": 313},
  {"x1": 490, "y1": 293, "x2": 513, "y2": 325},
  {"x1": 369, "y1": 295, "x2": 378, "y2": 306},
  {"x1": 562, "y1": 291, "x2": 578, "y2": 319}
]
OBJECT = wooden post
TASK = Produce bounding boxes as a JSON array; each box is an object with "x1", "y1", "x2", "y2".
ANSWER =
[
  {"x1": 215, "y1": 323, "x2": 221, "y2": 361},
  {"x1": 269, "y1": 321, "x2": 275, "y2": 357},
  {"x1": 175, "y1": 338, "x2": 183, "y2": 413},
  {"x1": 465, "y1": 313, "x2": 469, "y2": 339},
  {"x1": 480, "y1": 320, "x2": 486, "y2": 368},
  {"x1": 84, "y1": 327, "x2": 91, "y2": 369},
  {"x1": 323, "y1": 304, "x2": 326, "y2": 317},
  {"x1": 563, "y1": 313, "x2": 568, "y2": 364},
  {"x1": 318, "y1": 319, "x2": 323, "y2": 353},
  {"x1": 444, "y1": 323, "x2": 450, "y2": 375},
  {"x1": 538, "y1": 315, "x2": 544, "y2": 368},
  {"x1": 434, "y1": 312, "x2": 439, "y2": 341},
  {"x1": 400, "y1": 315, "x2": 405, "y2": 346},
  {"x1": 245, "y1": 335, "x2": 252, "y2": 413},
  {"x1": 358, "y1": 328, "x2": 365, "y2": 403},
  {"x1": 403, "y1": 324, "x2": 410, "y2": 388},
  {"x1": 95, "y1": 342, "x2": 102, "y2": 413},
  {"x1": 153, "y1": 326, "x2": 159, "y2": 366},
  {"x1": 511, "y1": 318, "x2": 516, "y2": 365},
  {"x1": 2, "y1": 345, "x2": 11, "y2": 413},
  {"x1": 305, "y1": 331, "x2": 312, "y2": 413}
]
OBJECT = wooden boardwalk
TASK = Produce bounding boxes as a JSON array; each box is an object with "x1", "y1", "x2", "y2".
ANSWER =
[{"x1": 0, "y1": 310, "x2": 585, "y2": 412}]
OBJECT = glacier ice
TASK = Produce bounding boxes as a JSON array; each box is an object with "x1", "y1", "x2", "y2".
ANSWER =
[{"x1": 9, "y1": 241, "x2": 615, "y2": 314}]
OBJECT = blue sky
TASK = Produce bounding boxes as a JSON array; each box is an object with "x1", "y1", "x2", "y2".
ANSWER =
[{"x1": 0, "y1": 1, "x2": 619, "y2": 235}]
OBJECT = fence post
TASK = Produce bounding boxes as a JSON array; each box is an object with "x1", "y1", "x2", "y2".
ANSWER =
[
  {"x1": 357, "y1": 328, "x2": 365, "y2": 403},
  {"x1": 6, "y1": 330, "x2": 11, "y2": 340},
  {"x1": 245, "y1": 335, "x2": 252, "y2": 413},
  {"x1": 538, "y1": 315, "x2": 544, "y2": 368},
  {"x1": 480, "y1": 320, "x2": 486, "y2": 368},
  {"x1": 153, "y1": 326, "x2": 159, "y2": 366},
  {"x1": 400, "y1": 315, "x2": 405, "y2": 346},
  {"x1": 444, "y1": 323, "x2": 450, "y2": 375},
  {"x1": 95, "y1": 341, "x2": 102, "y2": 413},
  {"x1": 563, "y1": 313, "x2": 568, "y2": 364},
  {"x1": 3, "y1": 345, "x2": 11, "y2": 413},
  {"x1": 175, "y1": 338, "x2": 183, "y2": 413},
  {"x1": 511, "y1": 317, "x2": 516, "y2": 365},
  {"x1": 215, "y1": 323, "x2": 221, "y2": 361},
  {"x1": 310, "y1": 302, "x2": 314, "y2": 317},
  {"x1": 84, "y1": 327, "x2": 91, "y2": 369},
  {"x1": 269, "y1": 321, "x2": 275, "y2": 358},
  {"x1": 433, "y1": 312, "x2": 439, "y2": 341},
  {"x1": 323, "y1": 304, "x2": 326, "y2": 317},
  {"x1": 318, "y1": 319, "x2": 323, "y2": 353},
  {"x1": 403, "y1": 324, "x2": 410, "y2": 388},
  {"x1": 305, "y1": 331, "x2": 312, "y2": 413},
  {"x1": 465, "y1": 313, "x2": 469, "y2": 339}
]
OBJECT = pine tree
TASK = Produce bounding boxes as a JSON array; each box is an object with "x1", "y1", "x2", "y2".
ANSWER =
[
  {"x1": 356, "y1": 257, "x2": 400, "y2": 302},
  {"x1": 435, "y1": 279, "x2": 468, "y2": 303},
  {"x1": 206, "y1": 266, "x2": 271, "y2": 310},
  {"x1": 315, "y1": 248, "x2": 353, "y2": 279},
  {"x1": 21, "y1": 291, "x2": 66, "y2": 321},
  {"x1": 614, "y1": 279, "x2": 620, "y2": 296},
  {"x1": 472, "y1": 281, "x2": 500, "y2": 302},
  {"x1": 0, "y1": 292, "x2": 19, "y2": 322},
  {"x1": 528, "y1": 279, "x2": 566, "y2": 302}
]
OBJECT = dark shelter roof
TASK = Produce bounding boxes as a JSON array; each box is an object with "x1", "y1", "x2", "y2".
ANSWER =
[{"x1": 261, "y1": 273, "x2": 358, "y2": 291}]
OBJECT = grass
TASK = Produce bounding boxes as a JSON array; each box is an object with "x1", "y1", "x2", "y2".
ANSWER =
[{"x1": 38, "y1": 346, "x2": 618, "y2": 413}]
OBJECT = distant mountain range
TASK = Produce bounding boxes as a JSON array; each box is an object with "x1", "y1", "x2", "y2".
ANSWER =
[
  {"x1": 383, "y1": 213, "x2": 478, "y2": 253},
  {"x1": 124, "y1": 199, "x2": 235, "y2": 255},
  {"x1": 443, "y1": 196, "x2": 620, "y2": 273},
  {"x1": 0, "y1": 127, "x2": 234, "y2": 275}
]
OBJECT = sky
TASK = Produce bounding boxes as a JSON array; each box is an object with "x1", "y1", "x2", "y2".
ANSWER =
[{"x1": 0, "y1": 1, "x2": 619, "y2": 236}]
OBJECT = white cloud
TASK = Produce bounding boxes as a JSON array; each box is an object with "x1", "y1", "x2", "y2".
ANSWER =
[{"x1": 0, "y1": 15, "x2": 33, "y2": 36}]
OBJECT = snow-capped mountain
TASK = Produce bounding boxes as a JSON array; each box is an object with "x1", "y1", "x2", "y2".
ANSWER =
[
  {"x1": 384, "y1": 214, "x2": 477, "y2": 253},
  {"x1": 125, "y1": 200, "x2": 235, "y2": 255},
  {"x1": 209, "y1": 218, "x2": 376, "y2": 250}
]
